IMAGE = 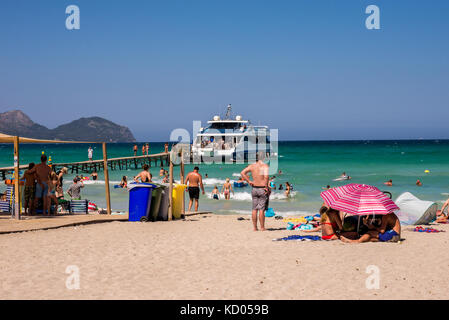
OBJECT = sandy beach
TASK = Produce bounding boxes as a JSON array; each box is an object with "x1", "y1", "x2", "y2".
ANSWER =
[{"x1": 0, "y1": 214, "x2": 448, "y2": 300}]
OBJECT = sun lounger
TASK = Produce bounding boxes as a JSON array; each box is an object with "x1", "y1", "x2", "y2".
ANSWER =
[
  {"x1": 0, "y1": 186, "x2": 14, "y2": 215},
  {"x1": 69, "y1": 199, "x2": 89, "y2": 214}
]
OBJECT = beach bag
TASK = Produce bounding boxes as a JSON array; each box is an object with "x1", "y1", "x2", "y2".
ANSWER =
[{"x1": 265, "y1": 208, "x2": 275, "y2": 217}]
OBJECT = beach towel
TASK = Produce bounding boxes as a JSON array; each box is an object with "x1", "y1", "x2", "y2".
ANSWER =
[
  {"x1": 273, "y1": 235, "x2": 321, "y2": 241},
  {"x1": 413, "y1": 226, "x2": 445, "y2": 233}
]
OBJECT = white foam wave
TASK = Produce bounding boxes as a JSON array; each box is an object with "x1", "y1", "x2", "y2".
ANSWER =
[
  {"x1": 203, "y1": 178, "x2": 235, "y2": 185},
  {"x1": 212, "y1": 190, "x2": 298, "y2": 201},
  {"x1": 83, "y1": 180, "x2": 121, "y2": 185},
  {"x1": 232, "y1": 173, "x2": 242, "y2": 177},
  {"x1": 220, "y1": 209, "x2": 314, "y2": 216}
]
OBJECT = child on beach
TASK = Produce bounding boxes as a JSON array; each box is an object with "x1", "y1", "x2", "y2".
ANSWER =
[
  {"x1": 21, "y1": 163, "x2": 36, "y2": 215},
  {"x1": 212, "y1": 186, "x2": 220, "y2": 200},
  {"x1": 47, "y1": 172, "x2": 59, "y2": 215}
]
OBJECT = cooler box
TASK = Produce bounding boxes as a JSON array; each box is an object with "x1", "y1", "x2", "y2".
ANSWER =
[
  {"x1": 157, "y1": 183, "x2": 170, "y2": 221},
  {"x1": 172, "y1": 184, "x2": 187, "y2": 219},
  {"x1": 128, "y1": 183, "x2": 156, "y2": 222},
  {"x1": 149, "y1": 184, "x2": 164, "y2": 221}
]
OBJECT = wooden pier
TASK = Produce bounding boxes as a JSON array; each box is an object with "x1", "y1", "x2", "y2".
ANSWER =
[{"x1": 0, "y1": 152, "x2": 170, "y2": 180}]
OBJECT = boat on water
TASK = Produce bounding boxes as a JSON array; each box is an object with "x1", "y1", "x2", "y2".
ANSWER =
[{"x1": 191, "y1": 104, "x2": 274, "y2": 162}]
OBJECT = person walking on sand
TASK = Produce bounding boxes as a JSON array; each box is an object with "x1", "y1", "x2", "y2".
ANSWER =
[
  {"x1": 221, "y1": 178, "x2": 234, "y2": 200},
  {"x1": 88, "y1": 146, "x2": 93, "y2": 162},
  {"x1": 29, "y1": 154, "x2": 52, "y2": 215},
  {"x1": 133, "y1": 144, "x2": 138, "y2": 156},
  {"x1": 240, "y1": 152, "x2": 270, "y2": 231},
  {"x1": 184, "y1": 166, "x2": 205, "y2": 212},
  {"x1": 21, "y1": 163, "x2": 36, "y2": 215}
]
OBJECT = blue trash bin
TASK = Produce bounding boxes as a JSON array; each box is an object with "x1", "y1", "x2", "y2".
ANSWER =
[{"x1": 128, "y1": 183, "x2": 157, "y2": 222}]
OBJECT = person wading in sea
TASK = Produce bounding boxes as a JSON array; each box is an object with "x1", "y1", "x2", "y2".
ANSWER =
[
  {"x1": 184, "y1": 166, "x2": 205, "y2": 212},
  {"x1": 240, "y1": 152, "x2": 270, "y2": 231}
]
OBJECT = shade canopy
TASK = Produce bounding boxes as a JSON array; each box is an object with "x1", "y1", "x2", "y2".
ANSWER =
[{"x1": 0, "y1": 133, "x2": 96, "y2": 144}]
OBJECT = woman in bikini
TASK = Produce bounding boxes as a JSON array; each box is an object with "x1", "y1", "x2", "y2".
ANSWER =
[
  {"x1": 319, "y1": 205, "x2": 343, "y2": 240},
  {"x1": 221, "y1": 178, "x2": 234, "y2": 200}
]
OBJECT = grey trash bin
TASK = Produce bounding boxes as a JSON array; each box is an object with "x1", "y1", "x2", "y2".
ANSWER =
[{"x1": 157, "y1": 183, "x2": 170, "y2": 221}]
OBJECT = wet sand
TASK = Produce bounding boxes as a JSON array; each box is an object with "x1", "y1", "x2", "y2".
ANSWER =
[{"x1": 0, "y1": 215, "x2": 448, "y2": 299}]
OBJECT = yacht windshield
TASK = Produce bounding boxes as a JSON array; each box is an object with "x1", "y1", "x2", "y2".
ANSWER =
[{"x1": 209, "y1": 122, "x2": 242, "y2": 130}]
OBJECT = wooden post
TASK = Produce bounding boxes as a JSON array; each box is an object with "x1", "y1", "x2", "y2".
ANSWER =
[
  {"x1": 168, "y1": 152, "x2": 174, "y2": 221},
  {"x1": 180, "y1": 150, "x2": 185, "y2": 215},
  {"x1": 102, "y1": 143, "x2": 112, "y2": 215},
  {"x1": 13, "y1": 136, "x2": 20, "y2": 220}
]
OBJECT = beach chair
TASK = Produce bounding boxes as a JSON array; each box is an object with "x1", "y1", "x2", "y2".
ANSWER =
[
  {"x1": 0, "y1": 186, "x2": 14, "y2": 215},
  {"x1": 69, "y1": 199, "x2": 89, "y2": 214}
]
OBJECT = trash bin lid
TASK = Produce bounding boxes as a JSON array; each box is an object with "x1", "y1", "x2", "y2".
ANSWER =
[{"x1": 128, "y1": 182, "x2": 157, "y2": 191}]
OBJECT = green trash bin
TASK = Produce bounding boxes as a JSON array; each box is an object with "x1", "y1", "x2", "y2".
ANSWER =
[{"x1": 149, "y1": 184, "x2": 164, "y2": 221}]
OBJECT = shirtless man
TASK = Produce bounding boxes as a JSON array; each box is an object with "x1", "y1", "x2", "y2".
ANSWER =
[
  {"x1": 240, "y1": 152, "x2": 270, "y2": 231},
  {"x1": 134, "y1": 164, "x2": 152, "y2": 183},
  {"x1": 184, "y1": 166, "x2": 205, "y2": 212},
  {"x1": 133, "y1": 144, "x2": 138, "y2": 156},
  {"x1": 341, "y1": 212, "x2": 401, "y2": 243},
  {"x1": 29, "y1": 154, "x2": 52, "y2": 215}
]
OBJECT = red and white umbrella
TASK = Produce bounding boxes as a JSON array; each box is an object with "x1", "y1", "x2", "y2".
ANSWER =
[{"x1": 320, "y1": 183, "x2": 399, "y2": 216}]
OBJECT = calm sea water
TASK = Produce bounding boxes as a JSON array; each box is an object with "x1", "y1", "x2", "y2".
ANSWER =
[{"x1": 1, "y1": 140, "x2": 448, "y2": 215}]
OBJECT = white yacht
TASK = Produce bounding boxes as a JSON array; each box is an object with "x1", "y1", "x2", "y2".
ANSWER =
[{"x1": 191, "y1": 104, "x2": 272, "y2": 162}]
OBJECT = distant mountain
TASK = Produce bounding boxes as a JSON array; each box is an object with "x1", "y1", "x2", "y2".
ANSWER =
[{"x1": 0, "y1": 110, "x2": 136, "y2": 143}]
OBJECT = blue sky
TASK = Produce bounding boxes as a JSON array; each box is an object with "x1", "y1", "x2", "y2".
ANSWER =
[{"x1": 0, "y1": 0, "x2": 448, "y2": 141}]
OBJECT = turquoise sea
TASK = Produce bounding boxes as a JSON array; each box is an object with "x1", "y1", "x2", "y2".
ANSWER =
[{"x1": 1, "y1": 140, "x2": 448, "y2": 215}]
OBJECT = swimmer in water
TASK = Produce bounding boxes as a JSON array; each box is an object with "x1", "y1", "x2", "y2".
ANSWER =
[
  {"x1": 384, "y1": 179, "x2": 393, "y2": 187},
  {"x1": 416, "y1": 179, "x2": 423, "y2": 186}
]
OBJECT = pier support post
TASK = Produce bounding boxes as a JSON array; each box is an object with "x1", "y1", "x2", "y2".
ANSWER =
[
  {"x1": 168, "y1": 152, "x2": 174, "y2": 221},
  {"x1": 102, "y1": 143, "x2": 112, "y2": 215},
  {"x1": 13, "y1": 136, "x2": 20, "y2": 220},
  {"x1": 180, "y1": 150, "x2": 185, "y2": 215}
]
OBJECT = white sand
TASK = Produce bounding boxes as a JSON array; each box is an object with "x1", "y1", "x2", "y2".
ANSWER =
[{"x1": 0, "y1": 215, "x2": 448, "y2": 300}]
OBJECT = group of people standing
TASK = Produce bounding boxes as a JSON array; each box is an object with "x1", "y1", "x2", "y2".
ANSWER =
[
  {"x1": 20, "y1": 154, "x2": 89, "y2": 216},
  {"x1": 132, "y1": 143, "x2": 170, "y2": 156}
]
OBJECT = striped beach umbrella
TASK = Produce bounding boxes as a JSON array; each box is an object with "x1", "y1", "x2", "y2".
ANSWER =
[{"x1": 320, "y1": 183, "x2": 399, "y2": 216}]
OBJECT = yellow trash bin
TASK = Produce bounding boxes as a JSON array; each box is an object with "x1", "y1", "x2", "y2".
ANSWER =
[{"x1": 172, "y1": 184, "x2": 187, "y2": 219}]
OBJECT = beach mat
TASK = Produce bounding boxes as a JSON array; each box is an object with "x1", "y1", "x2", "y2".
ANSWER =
[{"x1": 273, "y1": 235, "x2": 321, "y2": 241}]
